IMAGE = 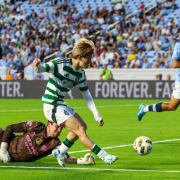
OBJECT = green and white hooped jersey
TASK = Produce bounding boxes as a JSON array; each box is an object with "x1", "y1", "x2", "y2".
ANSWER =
[{"x1": 37, "y1": 58, "x2": 88, "y2": 105}]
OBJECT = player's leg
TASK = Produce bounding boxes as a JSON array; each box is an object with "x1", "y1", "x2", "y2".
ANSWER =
[
  {"x1": 54, "y1": 114, "x2": 86, "y2": 157},
  {"x1": 137, "y1": 96, "x2": 180, "y2": 121},
  {"x1": 55, "y1": 112, "x2": 118, "y2": 166},
  {"x1": 64, "y1": 113, "x2": 94, "y2": 149},
  {"x1": 161, "y1": 96, "x2": 180, "y2": 110},
  {"x1": 45, "y1": 104, "x2": 118, "y2": 165},
  {"x1": 53, "y1": 131, "x2": 78, "y2": 164},
  {"x1": 138, "y1": 82, "x2": 180, "y2": 121}
]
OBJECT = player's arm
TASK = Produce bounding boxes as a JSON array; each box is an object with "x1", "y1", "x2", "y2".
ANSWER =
[
  {"x1": 0, "y1": 122, "x2": 27, "y2": 163},
  {"x1": 77, "y1": 72, "x2": 104, "y2": 126},
  {"x1": 171, "y1": 42, "x2": 180, "y2": 68},
  {"x1": 32, "y1": 58, "x2": 56, "y2": 73},
  {"x1": 0, "y1": 121, "x2": 44, "y2": 163},
  {"x1": 2, "y1": 122, "x2": 28, "y2": 143},
  {"x1": 82, "y1": 90, "x2": 104, "y2": 127},
  {"x1": 52, "y1": 146, "x2": 95, "y2": 165},
  {"x1": 82, "y1": 90, "x2": 104, "y2": 126},
  {"x1": 65, "y1": 153, "x2": 95, "y2": 165}
]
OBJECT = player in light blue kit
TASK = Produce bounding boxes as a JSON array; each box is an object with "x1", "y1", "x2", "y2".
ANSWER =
[{"x1": 137, "y1": 28, "x2": 180, "y2": 121}]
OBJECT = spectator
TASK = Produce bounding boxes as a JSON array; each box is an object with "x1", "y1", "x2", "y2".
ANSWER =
[
  {"x1": 0, "y1": 39, "x2": 2, "y2": 59},
  {"x1": 139, "y1": 2, "x2": 145, "y2": 19},
  {"x1": 155, "y1": 73, "x2": 163, "y2": 80},
  {"x1": 166, "y1": 74, "x2": 171, "y2": 80},
  {"x1": 5, "y1": 70, "x2": 13, "y2": 80},
  {"x1": 100, "y1": 64, "x2": 114, "y2": 80},
  {"x1": 0, "y1": 0, "x2": 179, "y2": 80}
]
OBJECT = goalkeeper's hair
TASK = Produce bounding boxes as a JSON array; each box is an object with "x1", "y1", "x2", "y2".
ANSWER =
[{"x1": 72, "y1": 38, "x2": 95, "y2": 60}]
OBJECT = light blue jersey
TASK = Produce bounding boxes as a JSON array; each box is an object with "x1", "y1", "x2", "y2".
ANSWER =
[{"x1": 172, "y1": 42, "x2": 180, "y2": 82}]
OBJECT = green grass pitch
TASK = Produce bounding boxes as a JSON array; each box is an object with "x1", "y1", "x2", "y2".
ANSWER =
[{"x1": 0, "y1": 99, "x2": 180, "y2": 180}]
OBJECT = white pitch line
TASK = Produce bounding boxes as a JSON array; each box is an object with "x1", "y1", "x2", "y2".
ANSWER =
[
  {"x1": 153, "y1": 138, "x2": 180, "y2": 144},
  {"x1": 69, "y1": 138, "x2": 180, "y2": 154},
  {"x1": 0, "y1": 138, "x2": 180, "y2": 173},
  {"x1": 0, "y1": 109, "x2": 42, "y2": 113},
  {"x1": 69, "y1": 143, "x2": 132, "y2": 154},
  {"x1": 0, "y1": 104, "x2": 137, "y2": 113},
  {"x1": 0, "y1": 165, "x2": 180, "y2": 173}
]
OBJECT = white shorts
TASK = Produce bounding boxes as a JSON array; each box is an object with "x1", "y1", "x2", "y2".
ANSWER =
[
  {"x1": 43, "y1": 104, "x2": 75, "y2": 125},
  {"x1": 172, "y1": 82, "x2": 180, "y2": 99}
]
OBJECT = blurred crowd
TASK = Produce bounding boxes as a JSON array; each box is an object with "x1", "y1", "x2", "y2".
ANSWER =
[{"x1": 0, "y1": 0, "x2": 179, "y2": 80}]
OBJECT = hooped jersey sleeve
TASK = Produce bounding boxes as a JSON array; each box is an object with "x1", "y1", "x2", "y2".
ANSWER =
[
  {"x1": 77, "y1": 70, "x2": 89, "y2": 92},
  {"x1": 35, "y1": 59, "x2": 57, "y2": 73}
]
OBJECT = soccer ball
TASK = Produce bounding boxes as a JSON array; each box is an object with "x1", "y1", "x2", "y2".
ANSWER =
[{"x1": 133, "y1": 136, "x2": 152, "y2": 155}]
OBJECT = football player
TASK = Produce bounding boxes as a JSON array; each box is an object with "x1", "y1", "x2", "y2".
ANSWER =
[
  {"x1": 137, "y1": 28, "x2": 180, "y2": 121},
  {"x1": 32, "y1": 38, "x2": 118, "y2": 166},
  {"x1": 0, "y1": 121, "x2": 95, "y2": 165}
]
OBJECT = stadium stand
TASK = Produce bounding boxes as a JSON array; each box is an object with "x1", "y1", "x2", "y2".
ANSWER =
[{"x1": 0, "y1": 0, "x2": 179, "y2": 80}]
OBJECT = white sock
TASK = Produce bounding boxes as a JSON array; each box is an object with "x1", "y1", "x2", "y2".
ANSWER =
[
  {"x1": 143, "y1": 105, "x2": 149, "y2": 112},
  {"x1": 57, "y1": 143, "x2": 69, "y2": 154},
  {"x1": 97, "y1": 149, "x2": 108, "y2": 160}
]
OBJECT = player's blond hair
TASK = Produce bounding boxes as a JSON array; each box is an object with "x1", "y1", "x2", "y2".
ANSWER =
[{"x1": 72, "y1": 38, "x2": 95, "y2": 60}]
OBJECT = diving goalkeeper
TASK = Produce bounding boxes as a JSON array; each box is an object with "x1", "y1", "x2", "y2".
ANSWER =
[{"x1": 0, "y1": 121, "x2": 95, "y2": 165}]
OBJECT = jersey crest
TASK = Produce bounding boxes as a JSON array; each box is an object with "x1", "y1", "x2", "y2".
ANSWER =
[{"x1": 35, "y1": 137, "x2": 43, "y2": 145}]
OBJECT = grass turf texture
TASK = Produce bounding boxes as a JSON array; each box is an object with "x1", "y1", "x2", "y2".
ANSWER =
[{"x1": 0, "y1": 99, "x2": 180, "y2": 180}]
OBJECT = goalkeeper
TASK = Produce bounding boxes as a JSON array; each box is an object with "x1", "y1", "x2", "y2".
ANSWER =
[{"x1": 0, "y1": 121, "x2": 95, "y2": 165}]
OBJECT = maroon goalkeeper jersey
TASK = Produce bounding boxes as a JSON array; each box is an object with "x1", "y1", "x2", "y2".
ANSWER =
[{"x1": 0, "y1": 121, "x2": 60, "y2": 162}]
